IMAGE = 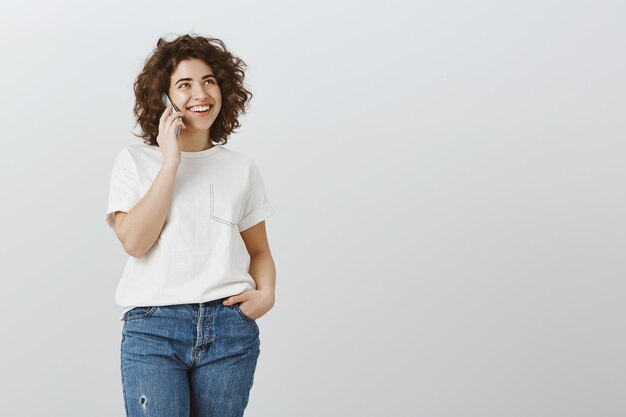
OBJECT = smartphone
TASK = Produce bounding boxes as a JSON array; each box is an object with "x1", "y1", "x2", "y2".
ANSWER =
[
  {"x1": 162, "y1": 93, "x2": 180, "y2": 114},
  {"x1": 162, "y1": 93, "x2": 182, "y2": 137}
]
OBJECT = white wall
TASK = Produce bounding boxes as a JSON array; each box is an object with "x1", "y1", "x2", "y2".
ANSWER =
[{"x1": 1, "y1": 0, "x2": 624, "y2": 416}]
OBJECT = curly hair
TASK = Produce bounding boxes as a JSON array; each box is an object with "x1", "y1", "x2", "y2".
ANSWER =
[{"x1": 132, "y1": 33, "x2": 253, "y2": 146}]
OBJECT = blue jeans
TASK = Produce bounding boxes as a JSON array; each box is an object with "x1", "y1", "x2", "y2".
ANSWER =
[{"x1": 120, "y1": 298, "x2": 260, "y2": 417}]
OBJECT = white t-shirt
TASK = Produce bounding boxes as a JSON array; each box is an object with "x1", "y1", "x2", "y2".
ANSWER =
[{"x1": 105, "y1": 143, "x2": 276, "y2": 321}]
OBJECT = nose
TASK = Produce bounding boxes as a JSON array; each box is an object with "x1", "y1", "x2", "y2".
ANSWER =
[{"x1": 190, "y1": 82, "x2": 208, "y2": 101}]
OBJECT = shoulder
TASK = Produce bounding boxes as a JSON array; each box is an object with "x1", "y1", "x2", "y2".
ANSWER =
[
  {"x1": 111, "y1": 143, "x2": 156, "y2": 160},
  {"x1": 125, "y1": 143, "x2": 160, "y2": 159},
  {"x1": 117, "y1": 143, "x2": 163, "y2": 169},
  {"x1": 110, "y1": 143, "x2": 159, "y2": 174}
]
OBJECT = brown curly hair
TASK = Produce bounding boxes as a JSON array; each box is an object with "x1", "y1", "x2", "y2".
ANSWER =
[{"x1": 132, "y1": 33, "x2": 252, "y2": 146}]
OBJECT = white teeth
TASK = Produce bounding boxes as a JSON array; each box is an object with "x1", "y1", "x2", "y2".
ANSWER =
[{"x1": 189, "y1": 105, "x2": 210, "y2": 112}]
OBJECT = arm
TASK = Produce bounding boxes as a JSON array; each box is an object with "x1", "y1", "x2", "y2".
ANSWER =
[
  {"x1": 113, "y1": 104, "x2": 185, "y2": 257},
  {"x1": 223, "y1": 221, "x2": 276, "y2": 319},
  {"x1": 114, "y1": 161, "x2": 179, "y2": 258}
]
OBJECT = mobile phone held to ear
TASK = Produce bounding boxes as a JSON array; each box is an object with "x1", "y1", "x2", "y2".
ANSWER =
[
  {"x1": 162, "y1": 93, "x2": 182, "y2": 137},
  {"x1": 162, "y1": 93, "x2": 181, "y2": 114}
]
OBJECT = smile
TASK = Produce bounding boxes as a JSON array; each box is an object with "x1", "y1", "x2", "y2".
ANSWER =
[{"x1": 188, "y1": 105, "x2": 212, "y2": 116}]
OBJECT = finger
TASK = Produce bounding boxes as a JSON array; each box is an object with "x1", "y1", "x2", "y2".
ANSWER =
[
  {"x1": 223, "y1": 296, "x2": 239, "y2": 306},
  {"x1": 236, "y1": 292, "x2": 253, "y2": 303},
  {"x1": 164, "y1": 114, "x2": 184, "y2": 132},
  {"x1": 173, "y1": 117, "x2": 186, "y2": 131},
  {"x1": 167, "y1": 110, "x2": 183, "y2": 120},
  {"x1": 165, "y1": 113, "x2": 183, "y2": 128},
  {"x1": 159, "y1": 104, "x2": 172, "y2": 122},
  {"x1": 158, "y1": 105, "x2": 174, "y2": 132}
]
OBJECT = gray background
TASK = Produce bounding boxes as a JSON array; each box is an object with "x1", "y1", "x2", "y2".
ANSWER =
[{"x1": 1, "y1": 0, "x2": 624, "y2": 416}]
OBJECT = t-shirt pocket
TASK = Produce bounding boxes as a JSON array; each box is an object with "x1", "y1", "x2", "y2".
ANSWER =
[{"x1": 209, "y1": 183, "x2": 247, "y2": 227}]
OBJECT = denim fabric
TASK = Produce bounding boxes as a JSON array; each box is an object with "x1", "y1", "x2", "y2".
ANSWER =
[{"x1": 120, "y1": 298, "x2": 260, "y2": 417}]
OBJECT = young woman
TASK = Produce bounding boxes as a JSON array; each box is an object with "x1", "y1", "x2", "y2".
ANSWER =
[{"x1": 105, "y1": 34, "x2": 277, "y2": 417}]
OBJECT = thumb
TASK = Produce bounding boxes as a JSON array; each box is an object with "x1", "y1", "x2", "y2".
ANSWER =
[
  {"x1": 223, "y1": 296, "x2": 239, "y2": 306},
  {"x1": 223, "y1": 293, "x2": 247, "y2": 306}
]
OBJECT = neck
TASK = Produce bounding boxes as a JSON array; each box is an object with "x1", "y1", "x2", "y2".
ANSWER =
[{"x1": 177, "y1": 128, "x2": 214, "y2": 152}]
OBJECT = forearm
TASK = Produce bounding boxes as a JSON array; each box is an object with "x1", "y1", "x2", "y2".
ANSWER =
[
  {"x1": 249, "y1": 252, "x2": 276, "y2": 298},
  {"x1": 118, "y1": 162, "x2": 179, "y2": 257}
]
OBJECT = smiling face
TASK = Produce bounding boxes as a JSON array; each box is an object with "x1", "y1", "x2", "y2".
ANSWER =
[{"x1": 168, "y1": 58, "x2": 222, "y2": 132}]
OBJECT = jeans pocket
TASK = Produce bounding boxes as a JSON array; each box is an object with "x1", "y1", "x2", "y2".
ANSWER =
[
  {"x1": 123, "y1": 306, "x2": 157, "y2": 322},
  {"x1": 209, "y1": 183, "x2": 247, "y2": 227},
  {"x1": 234, "y1": 304, "x2": 256, "y2": 323}
]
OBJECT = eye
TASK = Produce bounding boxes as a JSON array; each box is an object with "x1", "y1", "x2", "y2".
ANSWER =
[
  {"x1": 205, "y1": 79, "x2": 216, "y2": 85},
  {"x1": 178, "y1": 82, "x2": 189, "y2": 88}
]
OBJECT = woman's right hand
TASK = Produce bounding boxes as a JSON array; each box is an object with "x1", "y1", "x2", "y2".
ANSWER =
[{"x1": 156, "y1": 105, "x2": 186, "y2": 166}]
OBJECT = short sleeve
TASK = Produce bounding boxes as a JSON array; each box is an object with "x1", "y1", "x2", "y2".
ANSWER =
[
  {"x1": 238, "y1": 162, "x2": 276, "y2": 232},
  {"x1": 105, "y1": 148, "x2": 141, "y2": 230}
]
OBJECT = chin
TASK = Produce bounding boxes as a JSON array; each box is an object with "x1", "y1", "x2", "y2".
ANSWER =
[{"x1": 188, "y1": 124, "x2": 213, "y2": 131}]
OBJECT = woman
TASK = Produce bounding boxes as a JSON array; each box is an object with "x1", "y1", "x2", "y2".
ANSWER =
[{"x1": 105, "y1": 34, "x2": 277, "y2": 417}]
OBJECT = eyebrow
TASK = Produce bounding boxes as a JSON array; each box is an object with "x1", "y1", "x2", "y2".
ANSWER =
[{"x1": 174, "y1": 74, "x2": 217, "y2": 85}]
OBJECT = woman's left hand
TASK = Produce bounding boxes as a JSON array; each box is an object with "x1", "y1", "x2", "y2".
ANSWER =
[{"x1": 223, "y1": 289, "x2": 275, "y2": 320}]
